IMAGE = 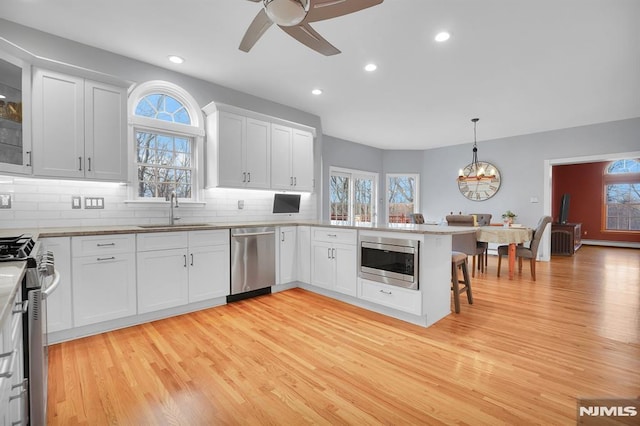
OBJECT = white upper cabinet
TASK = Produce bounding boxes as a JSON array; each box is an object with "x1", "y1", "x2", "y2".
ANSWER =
[
  {"x1": 210, "y1": 110, "x2": 270, "y2": 189},
  {"x1": 204, "y1": 103, "x2": 314, "y2": 192},
  {"x1": 0, "y1": 49, "x2": 33, "y2": 175},
  {"x1": 32, "y1": 68, "x2": 127, "y2": 181},
  {"x1": 271, "y1": 124, "x2": 314, "y2": 192},
  {"x1": 291, "y1": 128, "x2": 314, "y2": 191}
]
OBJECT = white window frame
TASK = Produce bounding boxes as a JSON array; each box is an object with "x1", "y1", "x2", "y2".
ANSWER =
[
  {"x1": 385, "y1": 173, "x2": 420, "y2": 223},
  {"x1": 127, "y1": 80, "x2": 205, "y2": 202},
  {"x1": 329, "y1": 166, "x2": 378, "y2": 224}
]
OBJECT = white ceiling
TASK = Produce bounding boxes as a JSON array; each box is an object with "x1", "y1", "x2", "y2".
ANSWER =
[{"x1": 2, "y1": 0, "x2": 639, "y2": 150}]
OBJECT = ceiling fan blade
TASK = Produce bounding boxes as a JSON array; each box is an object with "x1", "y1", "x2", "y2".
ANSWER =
[
  {"x1": 239, "y1": 9, "x2": 274, "y2": 52},
  {"x1": 306, "y1": 0, "x2": 383, "y2": 23},
  {"x1": 280, "y1": 23, "x2": 341, "y2": 56}
]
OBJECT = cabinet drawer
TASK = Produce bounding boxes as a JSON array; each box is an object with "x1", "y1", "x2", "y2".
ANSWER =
[
  {"x1": 359, "y1": 279, "x2": 422, "y2": 315},
  {"x1": 312, "y1": 227, "x2": 356, "y2": 245},
  {"x1": 72, "y1": 234, "x2": 135, "y2": 256},
  {"x1": 189, "y1": 229, "x2": 229, "y2": 247},
  {"x1": 137, "y1": 232, "x2": 188, "y2": 252}
]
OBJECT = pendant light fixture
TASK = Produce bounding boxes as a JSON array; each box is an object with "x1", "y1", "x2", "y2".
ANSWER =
[{"x1": 458, "y1": 118, "x2": 496, "y2": 182}]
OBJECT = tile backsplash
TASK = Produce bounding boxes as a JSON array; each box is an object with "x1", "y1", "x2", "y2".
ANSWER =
[{"x1": 0, "y1": 175, "x2": 316, "y2": 229}]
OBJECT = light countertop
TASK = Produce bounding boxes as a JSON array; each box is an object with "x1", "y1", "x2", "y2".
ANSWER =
[{"x1": 0, "y1": 220, "x2": 476, "y2": 329}]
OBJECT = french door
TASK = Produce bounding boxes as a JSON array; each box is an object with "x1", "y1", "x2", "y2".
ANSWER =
[{"x1": 329, "y1": 167, "x2": 377, "y2": 224}]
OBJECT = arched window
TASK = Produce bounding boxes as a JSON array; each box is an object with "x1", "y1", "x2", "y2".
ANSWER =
[
  {"x1": 604, "y1": 159, "x2": 640, "y2": 231},
  {"x1": 128, "y1": 81, "x2": 204, "y2": 200}
]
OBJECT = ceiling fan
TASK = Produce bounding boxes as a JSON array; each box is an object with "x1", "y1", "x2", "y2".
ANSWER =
[{"x1": 239, "y1": 0, "x2": 383, "y2": 56}]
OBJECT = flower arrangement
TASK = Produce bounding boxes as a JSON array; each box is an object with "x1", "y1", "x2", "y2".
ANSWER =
[{"x1": 502, "y1": 210, "x2": 517, "y2": 225}]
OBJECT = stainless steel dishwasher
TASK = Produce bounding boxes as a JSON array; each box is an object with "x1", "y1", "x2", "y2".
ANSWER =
[{"x1": 229, "y1": 227, "x2": 276, "y2": 301}]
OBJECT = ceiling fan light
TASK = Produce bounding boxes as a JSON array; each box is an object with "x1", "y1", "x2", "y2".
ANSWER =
[{"x1": 264, "y1": 0, "x2": 308, "y2": 27}]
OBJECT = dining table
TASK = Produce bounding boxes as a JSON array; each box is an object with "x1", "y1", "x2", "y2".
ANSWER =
[{"x1": 476, "y1": 225, "x2": 533, "y2": 279}]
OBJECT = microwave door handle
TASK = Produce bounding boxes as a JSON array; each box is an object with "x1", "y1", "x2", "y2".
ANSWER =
[{"x1": 42, "y1": 270, "x2": 61, "y2": 299}]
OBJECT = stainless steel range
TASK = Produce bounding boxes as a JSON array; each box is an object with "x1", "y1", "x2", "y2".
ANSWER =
[{"x1": 0, "y1": 234, "x2": 59, "y2": 425}]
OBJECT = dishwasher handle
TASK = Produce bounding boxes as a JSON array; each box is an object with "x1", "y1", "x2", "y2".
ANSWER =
[{"x1": 232, "y1": 231, "x2": 275, "y2": 237}]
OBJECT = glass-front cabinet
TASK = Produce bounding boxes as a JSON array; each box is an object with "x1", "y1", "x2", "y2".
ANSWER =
[{"x1": 0, "y1": 49, "x2": 31, "y2": 175}]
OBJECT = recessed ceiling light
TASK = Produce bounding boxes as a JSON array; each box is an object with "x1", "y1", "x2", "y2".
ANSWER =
[
  {"x1": 311, "y1": 89, "x2": 323, "y2": 95},
  {"x1": 168, "y1": 55, "x2": 184, "y2": 64},
  {"x1": 435, "y1": 32, "x2": 450, "y2": 42},
  {"x1": 364, "y1": 63, "x2": 377, "y2": 72},
  {"x1": 0, "y1": 94, "x2": 5, "y2": 99}
]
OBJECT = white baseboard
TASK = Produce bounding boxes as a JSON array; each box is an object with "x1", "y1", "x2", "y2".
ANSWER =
[{"x1": 582, "y1": 240, "x2": 640, "y2": 249}]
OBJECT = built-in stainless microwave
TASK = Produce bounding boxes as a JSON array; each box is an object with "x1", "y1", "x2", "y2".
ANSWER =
[{"x1": 359, "y1": 236, "x2": 419, "y2": 289}]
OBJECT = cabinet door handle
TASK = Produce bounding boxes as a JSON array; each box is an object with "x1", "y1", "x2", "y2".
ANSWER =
[
  {"x1": 332, "y1": 248, "x2": 336, "y2": 259},
  {"x1": 183, "y1": 254, "x2": 187, "y2": 267},
  {"x1": 26, "y1": 151, "x2": 32, "y2": 167},
  {"x1": 88, "y1": 157, "x2": 92, "y2": 171},
  {"x1": 247, "y1": 172, "x2": 251, "y2": 182},
  {"x1": 379, "y1": 289, "x2": 393, "y2": 295},
  {"x1": 281, "y1": 232, "x2": 285, "y2": 242},
  {"x1": 290, "y1": 177, "x2": 293, "y2": 186},
  {"x1": 78, "y1": 156, "x2": 82, "y2": 171},
  {"x1": 97, "y1": 243, "x2": 116, "y2": 247},
  {"x1": 97, "y1": 256, "x2": 116, "y2": 261},
  {"x1": 294, "y1": 177, "x2": 297, "y2": 186},
  {"x1": 190, "y1": 253, "x2": 194, "y2": 266},
  {"x1": 327, "y1": 248, "x2": 331, "y2": 259}
]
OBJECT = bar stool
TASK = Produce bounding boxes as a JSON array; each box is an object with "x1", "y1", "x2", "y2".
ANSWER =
[{"x1": 451, "y1": 251, "x2": 473, "y2": 313}]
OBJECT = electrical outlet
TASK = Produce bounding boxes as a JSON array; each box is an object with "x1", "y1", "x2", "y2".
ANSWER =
[
  {"x1": 0, "y1": 193, "x2": 11, "y2": 209},
  {"x1": 85, "y1": 197, "x2": 105, "y2": 209}
]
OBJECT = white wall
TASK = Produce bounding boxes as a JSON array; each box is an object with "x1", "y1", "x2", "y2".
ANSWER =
[
  {"x1": 321, "y1": 117, "x2": 640, "y2": 231},
  {"x1": 420, "y1": 117, "x2": 640, "y2": 228},
  {"x1": 0, "y1": 174, "x2": 315, "y2": 229}
]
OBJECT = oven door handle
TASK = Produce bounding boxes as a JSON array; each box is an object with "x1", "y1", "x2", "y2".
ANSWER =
[{"x1": 42, "y1": 269, "x2": 60, "y2": 299}]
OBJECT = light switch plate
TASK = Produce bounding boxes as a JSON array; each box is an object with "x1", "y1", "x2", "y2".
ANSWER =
[
  {"x1": 72, "y1": 196, "x2": 82, "y2": 209},
  {"x1": 0, "y1": 193, "x2": 11, "y2": 209}
]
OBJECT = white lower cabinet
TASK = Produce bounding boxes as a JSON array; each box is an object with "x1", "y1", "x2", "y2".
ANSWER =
[
  {"x1": 188, "y1": 233, "x2": 230, "y2": 302},
  {"x1": 72, "y1": 235, "x2": 137, "y2": 327},
  {"x1": 137, "y1": 247, "x2": 189, "y2": 313},
  {"x1": 137, "y1": 230, "x2": 230, "y2": 314},
  {"x1": 1, "y1": 291, "x2": 26, "y2": 426},
  {"x1": 359, "y1": 279, "x2": 422, "y2": 316},
  {"x1": 40, "y1": 237, "x2": 73, "y2": 333},
  {"x1": 278, "y1": 226, "x2": 297, "y2": 285},
  {"x1": 310, "y1": 228, "x2": 357, "y2": 296}
]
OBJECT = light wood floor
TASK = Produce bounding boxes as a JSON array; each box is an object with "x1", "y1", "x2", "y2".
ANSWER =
[{"x1": 47, "y1": 246, "x2": 640, "y2": 425}]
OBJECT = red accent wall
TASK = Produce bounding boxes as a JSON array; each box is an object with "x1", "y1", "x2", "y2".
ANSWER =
[{"x1": 552, "y1": 162, "x2": 639, "y2": 243}]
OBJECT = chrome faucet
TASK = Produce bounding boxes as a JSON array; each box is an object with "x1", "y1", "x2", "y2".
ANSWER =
[{"x1": 165, "y1": 191, "x2": 180, "y2": 225}]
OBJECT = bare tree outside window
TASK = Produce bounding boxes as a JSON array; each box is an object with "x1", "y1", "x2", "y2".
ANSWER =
[
  {"x1": 330, "y1": 175, "x2": 349, "y2": 222},
  {"x1": 387, "y1": 175, "x2": 418, "y2": 223},
  {"x1": 329, "y1": 168, "x2": 377, "y2": 224},
  {"x1": 134, "y1": 93, "x2": 194, "y2": 199},
  {"x1": 605, "y1": 159, "x2": 640, "y2": 231}
]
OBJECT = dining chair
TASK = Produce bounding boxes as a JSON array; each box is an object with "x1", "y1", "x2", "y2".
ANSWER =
[
  {"x1": 471, "y1": 213, "x2": 492, "y2": 269},
  {"x1": 496, "y1": 216, "x2": 552, "y2": 281},
  {"x1": 446, "y1": 215, "x2": 485, "y2": 277}
]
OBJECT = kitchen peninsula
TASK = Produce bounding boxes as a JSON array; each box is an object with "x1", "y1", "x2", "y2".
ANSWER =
[{"x1": 0, "y1": 221, "x2": 475, "y2": 345}]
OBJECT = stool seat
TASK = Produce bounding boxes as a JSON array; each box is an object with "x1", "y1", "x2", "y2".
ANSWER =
[
  {"x1": 452, "y1": 251, "x2": 467, "y2": 264},
  {"x1": 451, "y1": 251, "x2": 473, "y2": 313}
]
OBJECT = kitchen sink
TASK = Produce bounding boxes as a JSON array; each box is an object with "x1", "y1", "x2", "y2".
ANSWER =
[{"x1": 137, "y1": 223, "x2": 213, "y2": 229}]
